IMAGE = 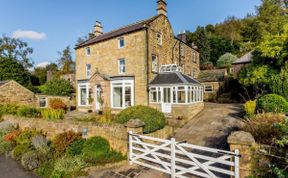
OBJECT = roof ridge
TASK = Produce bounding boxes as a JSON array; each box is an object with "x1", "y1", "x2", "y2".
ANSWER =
[{"x1": 77, "y1": 15, "x2": 160, "y2": 47}]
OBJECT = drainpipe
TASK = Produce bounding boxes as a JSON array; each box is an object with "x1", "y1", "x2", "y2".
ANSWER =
[
  {"x1": 172, "y1": 40, "x2": 177, "y2": 63},
  {"x1": 145, "y1": 25, "x2": 150, "y2": 106}
]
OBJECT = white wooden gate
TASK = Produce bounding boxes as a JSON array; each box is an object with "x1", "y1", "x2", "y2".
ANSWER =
[{"x1": 129, "y1": 132, "x2": 240, "y2": 178}]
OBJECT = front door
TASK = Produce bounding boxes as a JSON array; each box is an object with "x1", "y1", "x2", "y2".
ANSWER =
[
  {"x1": 161, "y1": 87, "x2": 172, "y2": 113},
  {"x1": 95, "y1": 85, "x2": 102, "y2": 110}
]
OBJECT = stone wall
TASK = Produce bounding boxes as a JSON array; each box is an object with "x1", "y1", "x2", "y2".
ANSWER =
[
  {"x1": 0, "y1": 81, "x2": 37, "y2": 106},
  {"x1": 202, "y1": 81, "x2": 224, "y2": 101},
  {"x1": 149, "y1": 102, "x2": 204, "y2": 127},
  {"x1": 3, "y1": 115, "x2": 174, "y2": 154},
  {"x1": 233, "y1": 63, "x2": 250, "y2": 78},
  {"x1": 3, "y1": 115, "x2": 128, "y2": 153},
  {"x1": 36, "y1": 94, "x2": 72, "y2": 108}
]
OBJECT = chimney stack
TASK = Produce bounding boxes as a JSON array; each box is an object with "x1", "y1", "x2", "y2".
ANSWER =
[
  {"x1": 177, "y1": 31, "x2": 187, "y2": 43},
  {"x1": 94, "y1": 21, "x2": 103, "y2": 36},
  {"x1": 157, "y1": 0, "x2": 167, "y2": 16}
]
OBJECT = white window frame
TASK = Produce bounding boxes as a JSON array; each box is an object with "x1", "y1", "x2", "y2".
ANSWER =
[
  {"x1": 149, "y1": 85, "x2": 203, "y2": 105},
  {"x1": 86, "y1": 47, "x2": 91, "y2": 56},
  {"x1": 118, "y1": 59, "x2": 126, "y2": 74},
  {"x1": 39, "y1": 97, "x2": 48, "y2": 108},
  {"x1": 118, "y1": 37, "x2": 125, "y2": 48},
  {"x1": 180, "y1": 44, "x2": 185, "y2": 56},
  {"x1": 86, "y1": 64, "x2": 91, "y2": 79},
  {"x1": 157, "y1": 32, "x2": 163, "y2": 45},
  {"x1": 111, "y1": 80, "x2": 134, "y2": 109},
  {"x1": 78, "y1": 82, "x2": 90, "y2": 106},
  {"x1": 204, "y1": 85, "x2": 214, "y2": 93},
  {"x1": 152, "y1": 55, "x2": 158, "y2": 73}
]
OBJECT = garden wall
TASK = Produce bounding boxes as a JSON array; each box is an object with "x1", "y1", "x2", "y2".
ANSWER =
[{"x1": 2, "y1": 115, "x2": 174, "y2": 154}]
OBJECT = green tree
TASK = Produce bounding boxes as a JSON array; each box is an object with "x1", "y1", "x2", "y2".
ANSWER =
[
  {"x1": 217, "y1": 53, "x2": 238, "y2": 68},
  {"x1": 0, "y1": 57, "x2": 31, "y2": 87},
  {"x1": 270, "y1": 63, "x2": 288, "y2": 99},
  {"x1": 188, "y1": 26, "x2": 211, "y2": 63},
  {"x1": 0, "y1": 35, "x2": 33, "y2": 69},
  {"x1": 39, "y1": 78, "x2": 73, "y2": 96},
  {"x1": 57, "y1": 46, "x2": 75, "y2": 74},
  {"x1": 33, "y1": 63, "x2": 59, "y2": 85}
]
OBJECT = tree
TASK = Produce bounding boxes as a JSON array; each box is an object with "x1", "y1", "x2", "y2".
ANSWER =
[
  {"x1": 57, "y1": 46, "x2": 75, "y2": 74},
  {"x1": 188, "y1": 26, "x2": 211, "y2": 63},
  {"x1": 33, "y1": 63, "x2": 59, "y2": 85},
  {"x1": 217, "y1": 53, "x2": 238, "y2": 68},
  {"x1": 0, "y1": 35, "x2": 33, "y2": 68},
  {"x1": 270, "y1": 63, "x2": 288, "y2": 99},
  {"x1": 39, "y1": 78, "x2": 73, "y2": 96},
  {"x1": 0, "y1": 57, "x2": 31, "y2": 87}
]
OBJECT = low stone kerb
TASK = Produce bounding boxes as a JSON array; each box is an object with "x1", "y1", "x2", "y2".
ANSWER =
[
  {"x1": 124, "y1": 119, "x2": 145, "y2": 128},
  {"x1": 227, "y1": 131, "x2": 255, "y2": 146}
]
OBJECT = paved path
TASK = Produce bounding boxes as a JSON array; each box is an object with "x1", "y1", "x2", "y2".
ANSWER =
[
  {"x1": 0, "y1": 156, "x2": 38, "y2": 178},
  {"x1": 174, "y1": 102, "x2": 244, "y2": 149},
  {"x1": 90, "y1": 103, "x2": 244, "y2": 178}
]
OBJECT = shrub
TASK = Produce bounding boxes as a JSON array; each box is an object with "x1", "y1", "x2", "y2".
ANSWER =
[
  {"x1": 35, "y1": 159, "x2": 55, "y2": 178},
  {"x1": 11, "y1": 143, "x2": 31, "y2": 160},
  {"x1": 217, "y1": 53, "x2": 238, "y2": 68},
  {"x1": 41, "y1": 109, "x2": 65, "y2": 120},
  {"x1": 14, "y1": 129, "x2": 44, "y2": 145},
  {"x1": 17, "y1": 106, "x2": 41, "y2": 118},
  {"x1": 66, "y1": 139, "x2": 85, "y2": 156},
  {"x1": 3, "y1": 130, "x2": 21, "y2": 142},
  {"x1": 39, "y1": 78, "x2": 73, "y2": 96},
  {"x1": 49, "y1": 98, "x2": 67, "y2": 110},
  {"x1": 52, "y1": 155, "x2": 87, "y2": 177},
  {"x1": 21, "y1": 150, "x2": 46, "y2": 170},
  {"x1": 0, "y1": 104, "x2": 19, "y2": 115},
  {"x1": 82, "y1": 136, "x2": 111, "y2": 164},
  {"x1": 244, "y1": 100, "x2": 257, "y2": 118},
  {"x1": 243, "y1": 113, "x2": 285, "y2": 145},
  {"x1": 0, "y1": 133, "x2": 13, "y2": 155},
  {"x1": 52, "y1": 131, "x2": 82, "y2": 157},
  {"x1": 116, "y1": 105, "x2": 166, "y2": 133},
  {"x1": 257, "y1": 94, "x2": 288, "y2": 113}
]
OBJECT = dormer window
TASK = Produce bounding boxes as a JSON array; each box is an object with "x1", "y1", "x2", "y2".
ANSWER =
[
  {"x1": 157, "y1": 32, "x2": 162, "y2": 45},
  {"x1": 86, "y1": 47, "x2": 91, "y2": 56},
  {"x1": 118, "y1": 37, "x2": 125, "y2": 48}
]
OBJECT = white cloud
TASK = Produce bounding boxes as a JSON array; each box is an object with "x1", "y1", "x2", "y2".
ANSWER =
[
  {"x1": 12, "y1": 29, "x2": 46, "y2": 40},
  {"x1": 36, "y1": 62, "x2": 51, "y2": 68}
]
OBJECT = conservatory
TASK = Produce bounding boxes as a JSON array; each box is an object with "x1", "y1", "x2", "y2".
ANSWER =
[{"x1": 149, "y1": 64, "x2": 204, "y2": 119}]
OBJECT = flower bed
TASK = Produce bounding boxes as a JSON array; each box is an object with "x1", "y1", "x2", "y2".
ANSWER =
[
  {"x1": 0, "y1": 104, "x2": 64, "y2": 120},
  {"x1": 0, "y1": 121, "x2": 125, "y2": 178}
]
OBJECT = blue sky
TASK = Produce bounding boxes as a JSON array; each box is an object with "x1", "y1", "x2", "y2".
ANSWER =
[{"x1": 0, "y1": 0, "x2": 261, "y2": 66}]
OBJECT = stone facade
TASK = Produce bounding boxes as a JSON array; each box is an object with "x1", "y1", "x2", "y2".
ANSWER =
[
  {"x1": 0, "y1": 80, "x2": 37, "y2": 106},
  {"x1": 75, "y1": 16, "x2": 200, "y2": 112},
  {"x1": 36, "y1": 94, "x2": 72, "y2": 109}
]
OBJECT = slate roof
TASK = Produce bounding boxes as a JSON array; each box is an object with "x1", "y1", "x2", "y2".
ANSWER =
[
  {"x1": 150, "y1": 72, "x2": 200, "y2": 85},
  {"x1": 197, "y1": 69, "x2": 227, "y2": 82},
  {"x1": 233, "y1": 51, "x2": 253, "y2": 64},
  {"x1": 75, "y1": 15, "x2": 161, "y2": 49},
  {"x1": 0, "y1": 80, "x2": 9, "y2": 87}
]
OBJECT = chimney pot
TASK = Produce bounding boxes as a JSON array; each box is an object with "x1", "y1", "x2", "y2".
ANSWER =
[
  {"x1": 157, "y1": 0, "x2": 167, "y2": 16},
  {"x1": 94, "y1": 21, "x2": 103, "y2": 36}
]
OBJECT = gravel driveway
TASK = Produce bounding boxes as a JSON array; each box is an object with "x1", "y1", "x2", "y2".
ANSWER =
[{"x1": 0, "y1": 156, "x2": 38, "y2": 178}]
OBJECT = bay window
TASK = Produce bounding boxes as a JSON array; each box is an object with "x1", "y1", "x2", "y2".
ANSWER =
[{"x1": 111, "y1": 80, "x2": 134, "y2": 109}]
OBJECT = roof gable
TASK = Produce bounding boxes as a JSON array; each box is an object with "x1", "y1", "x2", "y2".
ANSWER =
[
  {"x1": 233, "y1": 51, "x2": 253, "y2": 64},
  {"x1": 75, "y1": 15, "x2": 162, "y2": 49}
]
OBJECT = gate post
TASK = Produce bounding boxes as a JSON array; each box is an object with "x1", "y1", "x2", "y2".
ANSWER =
[
  {"x1": 170, "y1": 138, "x2": 176, "y2": 178},
  {"x1": 228, "y1": 131, "x2": 255, "y2": 178},
  {"x1": 128, "y1": 131, "x2": 133, "y2": 165}
]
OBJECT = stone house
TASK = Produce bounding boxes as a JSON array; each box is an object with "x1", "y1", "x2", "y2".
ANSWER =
[
  {"x1": 233, "y1": 51, "x2": 253, "y2": 78},
  {"x1": 197, "y1": 69, "x2": 227, "y2": 101},
  {"x1": 0, "y1": 80, "x2": 72, "y2": 109},
  {"x1": 75, "y1": 0, "x2": 204, "y2": 119}
]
